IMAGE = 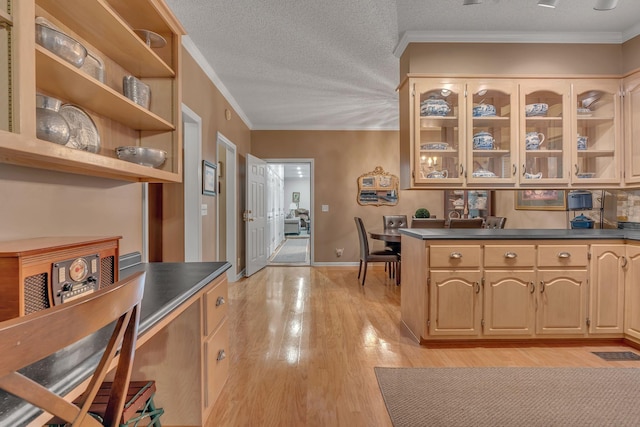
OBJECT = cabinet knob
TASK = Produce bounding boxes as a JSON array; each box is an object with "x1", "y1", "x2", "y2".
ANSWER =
[
  {"x1": 216, "y1": 296, "x2": 226, "y2": 307},
  {"x1": 475, "y1": 282, "x2": 481, "y2": 294},
  {"x1": 504, "y1": 252, "x2": 518, "y2": 259},
  {"x1": 557, "y1": 252, "x2": 571, "y2": 258},
  {"x1": 540, "y1": 280, "x2": 546, "y2": 293},
  {"x1": 450, "y1": 252, "x2": 462, "y2": 259},
  {"x1": 621, "y1": 256, "x2": 628, "y2": 268},
  {"x1": 217, "y1": 349, "x2": 226, "y2": 361},
  {"x1": 529, "y1": 281, "x2": 536, "y2": 294}
]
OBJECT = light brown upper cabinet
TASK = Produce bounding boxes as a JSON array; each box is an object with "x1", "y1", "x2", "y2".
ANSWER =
[
  {"x1": 624, "y1": 71, "x2": 640, "y2": 185},
  {"x1": 0, "y1": 0, "x2": 184, "y2": 183}
]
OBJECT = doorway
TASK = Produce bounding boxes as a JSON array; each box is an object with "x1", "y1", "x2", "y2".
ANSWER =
[
  {"x1": 182, "y1": 105, "x2": 202, "y2": 262},
  {"x1": 267, "y1": 159, "x2": 313, "y2": 266},
  {"x1": 217, "y1": 132, "x2": 239, "y2": 282}
]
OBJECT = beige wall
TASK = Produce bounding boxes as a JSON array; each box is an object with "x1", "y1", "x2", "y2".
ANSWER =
[
  {"x1": 403, "y1": 43, "x2": 623, "y2": 76},
  {"x1": 622, "y1": 35, "x2": 640, "y2": 75},
  {"x1": 0, "y1": 163, "x2": 143, "y2": 255},
  {"x1": 251, "y1": 130, "x2": 568, "y2": 263},
  {"x1": 160, "y1": 47, "x2": 251, "y2": 275}
]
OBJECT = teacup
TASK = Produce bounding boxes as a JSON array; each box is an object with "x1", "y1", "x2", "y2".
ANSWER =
[
  {"x1": 473, "y1": 103, "x2": 496, "y2": 117},
  {"x1": 525, "y1": 132, "x2": 545, "y2": 150},
  {"x1": 577, "y1": 135, "x2": 588, "y2": 150},
  {"x1": 426, "y1": 169, "x2": 448, "y2": 179},
  {"x1": 473, "y1": 131, "x2": 494, "y2": 150}
]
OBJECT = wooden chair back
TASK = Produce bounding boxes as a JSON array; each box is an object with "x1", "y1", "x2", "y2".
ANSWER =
[
  {"x1": 448, "y1": 218, "x2": 485, "y2": 228},
  {"x1": 0, "y1": 271, "x2": 146, "y2": 427},
  {"x1": 411, "y1": 218, "x2": 446, "y2": 228}
]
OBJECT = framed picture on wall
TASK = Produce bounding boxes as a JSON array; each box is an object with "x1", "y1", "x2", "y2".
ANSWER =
[
  {"x1": 515, "y1": 190, "x2": 566, "y2": 210},
  {"x1": 202, "y1": 160, "x2": 217, "y2": 196},
  {"x1": 292, "y1": 192, "x2": 300, "y2": 203}
]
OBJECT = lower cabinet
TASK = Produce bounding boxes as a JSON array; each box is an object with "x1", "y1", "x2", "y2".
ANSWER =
[
  {"x1": 429, "y1": 270, "x2": 482, "y2": 336},
  {"x1": 536, "y1": 269, "x2": 588, "y2": 335},
  {"x1": 590, "y1": 244, "x2": 626, "y2": 334},
  {"x1": 624, "y1": 244, "x2": 640, "y2": 340},
  {"x1": 130, "y1": 274, "x2": 229, "y2": 426}
]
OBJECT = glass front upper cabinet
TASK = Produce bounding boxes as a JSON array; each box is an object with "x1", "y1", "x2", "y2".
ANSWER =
[
  {"x1": 571, "y1": 80, "x2": 621, "y2": 185},
  {"x1": 413, "y1": 81, "x2": 464, "y2": 185},
  {"x1": 519, "y1": 81, "x2": 571, "y2": 185},
  {"x1": 466, "y1": 81, "x2": 518, "y2": 185}
]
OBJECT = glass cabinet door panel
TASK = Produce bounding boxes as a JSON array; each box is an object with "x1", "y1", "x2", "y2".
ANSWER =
[
  {"x1": 414, "y1": 81, "x2": 464, "y2": 184},
  {"x1": 572, "y1": 80, "x2": 621, "y2": 185},
  {"x1": 520, "y1": 82, "x2": 571, "y2": 185},
  {"x1": 467, "y1": 81, "x2": 518, "y2": 184}
]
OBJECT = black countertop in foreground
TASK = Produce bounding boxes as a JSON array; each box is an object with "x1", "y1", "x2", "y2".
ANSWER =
[
  {"x1": 400, "y1": 228, "x2": 640, "y2": 241},
  {"x1": 0, "y1": 261, "x2": 231, "y2": 426}
]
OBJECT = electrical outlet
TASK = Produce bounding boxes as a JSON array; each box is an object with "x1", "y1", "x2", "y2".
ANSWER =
[{"x1": 335, "y1": 248, "x2": 344, "y2": 257}]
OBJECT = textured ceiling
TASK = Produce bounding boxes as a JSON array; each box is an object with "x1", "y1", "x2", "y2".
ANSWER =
[{"x1": 164, "y1": 0, "x2": 640, "y2": 131}]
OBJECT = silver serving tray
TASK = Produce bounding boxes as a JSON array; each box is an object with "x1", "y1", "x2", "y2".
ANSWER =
[{"x1": 59, "y1": 104, "x2": 101, "y2": 153}]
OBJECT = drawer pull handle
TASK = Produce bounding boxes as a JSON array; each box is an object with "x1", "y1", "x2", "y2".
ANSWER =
[
  {"x1": 450, "y1": 252, "x2": 462, "y2": 259},
  {"x1": 217, "y1": 349, "x2": 226, "y2": 361},
  {"x1": 504, "y1": 252, "x2": 517, "y2": 259},
  {"x1": 216, "y1": 296, "x2": 226, "y2": 307},
  {"x1": 557, "y1": 252, "x2": 571, "y2": 259},
  {"x1": 529, "y1": 281, "x2": 535, "y2": 294}
]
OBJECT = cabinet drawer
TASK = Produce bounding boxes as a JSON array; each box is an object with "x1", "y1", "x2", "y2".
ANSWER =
[
  {"x1": 203, "y1": 278, "x2": 228, "y2": 337},
  {"x1": 430, "y1": 245, "x2": 481, "y2": 268},
  {"x1": 537, "y1": 245, "x2": 588, "y2": 267},
  {"x1": 204, "y1": 321, "x2": 229, "y2": 409},
  {"x1": 485, "y1": 245, "x2": 536, "y2": 268}
]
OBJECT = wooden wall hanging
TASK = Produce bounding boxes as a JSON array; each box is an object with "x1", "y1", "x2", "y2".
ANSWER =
[{"x1": 357, "y1": 166, "x2": 399, "y2": 206}]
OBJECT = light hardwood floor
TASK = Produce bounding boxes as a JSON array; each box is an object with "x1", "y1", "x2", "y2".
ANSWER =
[{"x1": 206, "y1": 266, "x2": 640, "y2": 426}]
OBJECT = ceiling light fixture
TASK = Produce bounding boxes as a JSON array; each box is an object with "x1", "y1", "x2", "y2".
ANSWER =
[
  {"x1": 537, "y1": 0, "x2": 558, "y2": 8},
  {"x1": 594, "y1": 0, "x2": 618, "y2": 10},
  {"x1": 463, "y1": 0, "x2": 482, "y2": 5}
]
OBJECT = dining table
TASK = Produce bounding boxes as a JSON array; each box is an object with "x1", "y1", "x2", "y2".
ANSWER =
[{"x1": 368, "y1": 228, "x2": 403, "y2": 244}]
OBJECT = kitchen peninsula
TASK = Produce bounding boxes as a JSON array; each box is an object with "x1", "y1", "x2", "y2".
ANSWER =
[
  {"x1": 0, "y1": 258, "x2": 231, "y2": 426},
  {"x1": 399, "y1": 228, "x2": 640, "y2": 348}
]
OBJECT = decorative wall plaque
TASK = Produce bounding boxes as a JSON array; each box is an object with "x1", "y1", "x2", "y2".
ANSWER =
[{"x1": 357, "y1": 166, "x2": 399, "y2": 206}]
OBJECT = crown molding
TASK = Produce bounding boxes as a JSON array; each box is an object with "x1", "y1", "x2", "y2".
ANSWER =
[
  {"x1": 393, "y1": 30, "x2": 627, "y2": 58},
  {"x1": 181, "y1": 36, "x2": 253, "y2": 130}
]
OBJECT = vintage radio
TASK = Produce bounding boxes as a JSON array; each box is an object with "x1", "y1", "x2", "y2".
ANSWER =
[{"x1": 0, "y1": 236, "x2": 121, "y2": 321}]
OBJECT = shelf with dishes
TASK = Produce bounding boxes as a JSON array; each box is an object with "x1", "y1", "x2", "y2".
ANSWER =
[
  {"x1": 420, "y1": 116, "x2": 459, "y2": 128},
  {"x1": 36, "y1": 0, "x2": 175, "y2": 77}
]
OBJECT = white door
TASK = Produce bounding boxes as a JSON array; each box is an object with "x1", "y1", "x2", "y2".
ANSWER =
[{"x1": 245, "y1": 154, "x2": 268, "y2": 276}]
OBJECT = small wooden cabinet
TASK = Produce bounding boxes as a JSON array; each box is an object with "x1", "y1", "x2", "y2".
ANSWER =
[
  {"x1": 428, "y1": 245, "x2": 482, "y2": 337},
  {"x1": 624, "y1": 244, "x2": 640, "y2": 340},
  {"x1": 1, "y1": 0, "x2": 184, "y2": 183},
  {"x1": 589, "y1": 244, "x2": 625, "y2": 334}
]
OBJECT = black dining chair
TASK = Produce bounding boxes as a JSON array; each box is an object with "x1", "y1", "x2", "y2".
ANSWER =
[
  {"x1": 484, "y1": 215, "x2": 507, "y2": 229},
  {"x1": 448, "y1": 217, "x2": 485, "y2": 228},
  {"x1": 354, "y1": 217, "x2": 400, "y2": 286}
]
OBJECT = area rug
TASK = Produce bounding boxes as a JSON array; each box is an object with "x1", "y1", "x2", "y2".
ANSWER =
[
  {"x1": 374, "y1": 367, "x2": 640, "y2": 427},
  {"x1": 270, "y1": 238, "x2": 308, "y2": 263}
]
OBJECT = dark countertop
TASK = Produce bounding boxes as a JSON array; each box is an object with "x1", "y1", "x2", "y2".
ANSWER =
[
  {"x1": 0, "y1": 261, "x2": 231, "y2": 426},
  {"x1": 399, "y1": 228, "x2": 640, "y2": 241}
]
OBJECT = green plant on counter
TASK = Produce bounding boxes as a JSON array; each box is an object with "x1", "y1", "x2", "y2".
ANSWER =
[{"x1": 414, "y1": 208, "x2": 430, "y2": 218}]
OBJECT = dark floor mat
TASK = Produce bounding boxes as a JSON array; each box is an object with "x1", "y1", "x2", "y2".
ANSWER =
[{"x1": 592, "y1": 351, "x2": 640, "y2": 361}]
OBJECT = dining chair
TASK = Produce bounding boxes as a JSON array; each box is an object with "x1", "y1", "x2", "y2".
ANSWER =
[
  {"x1": 0, "y1": 271, "x2": 146, "y2": 427},
  {"x1": 448, "y1": 217, "x2": 485, "y2": 228},
  {"x1": 382, "y1": 215, "x2": 407, "y2": 254},
  {"x1": 411, "y1": 218, "x2": 447, "y2": 228},
  {"x1": 484, "y1": 215, "x2": 507, "y2": 229},
  {"x1": 355, "y1": 217, "x2": 400, "y2": 286}
]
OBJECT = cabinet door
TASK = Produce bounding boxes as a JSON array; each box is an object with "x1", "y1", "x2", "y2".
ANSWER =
[
  {"x1": 429, "y1": 270, "x2": 482, "y2": 336},
  {"x1": 466, "y1": 80, "x2": 518, "y2": 184},
  {"x1": 484, "y1": 270, "x2": 536, "y2": 336},
  {"x1": 413, "y1": 80, "x2": 465, "y2": 184},
  {"x1": 624, "y1": 245, "x2": 640, "y2": 339},
  {"x1": 519, "y1": 81, "x2": 571, "y2": 185},
  {"x1": 624, "y1": 73, "x2": 640, "y2": 184},
  {"x1": 536, "y1": 269, "x2": 588, "y2": 335},
  {"x1": 572, "y1": 80, "x2": 622, "y2": 185},
  {"x1": 589, "y1": 245, "x2": 625, "y2": 334}
]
